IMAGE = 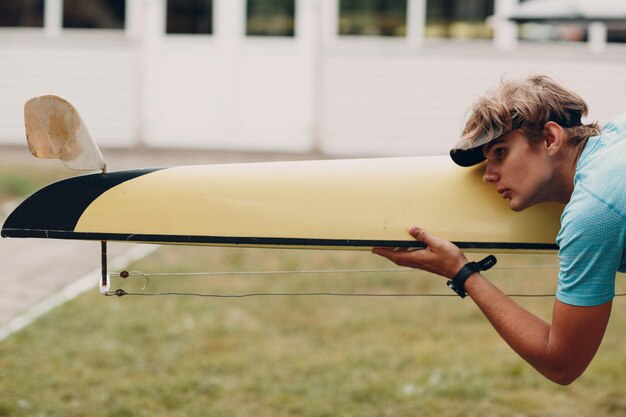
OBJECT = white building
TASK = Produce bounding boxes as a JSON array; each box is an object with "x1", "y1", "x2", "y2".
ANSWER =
[{"x1": 0, "y1": 0, "x2": 625, "y2": 157}]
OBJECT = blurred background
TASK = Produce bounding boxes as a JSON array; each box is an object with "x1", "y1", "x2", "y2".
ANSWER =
[
  {"x1": 0, "y1": 0, "x2": 625, "y2": 158},
  {"x1": 2, "y1": 3, "x2": 626, "y2": 415}
]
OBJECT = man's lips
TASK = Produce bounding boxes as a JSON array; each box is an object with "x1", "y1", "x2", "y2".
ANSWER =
[{"x1": 497, "y1": 188, "x2": 512, "y2": 199}]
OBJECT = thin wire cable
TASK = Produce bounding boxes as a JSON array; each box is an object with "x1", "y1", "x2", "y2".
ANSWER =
[
  {"x1": 106, "y1": 290, "x2": 626, "y2": 299},
  {"x1": 107, "y1": 264, "x2": 582, "y2": 298},
  {"x1": 113, "y1": 264, "x2": 561, "y2": 279},
  {"x1": 105, "y1": 290, "x2": 567, "y2": 298},
  {"x1": 116, "y1": 268, "x2": 413, "y2": 277}
]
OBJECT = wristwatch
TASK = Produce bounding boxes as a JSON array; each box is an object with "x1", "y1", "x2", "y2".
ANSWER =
[{"x1": 447, "y1": 255, "x2": 497, "y2": 298}]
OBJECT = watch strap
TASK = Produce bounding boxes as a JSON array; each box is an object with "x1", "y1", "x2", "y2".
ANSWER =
[{"x1": 447, "y1": 255, "x2": 497, "y2": 298}]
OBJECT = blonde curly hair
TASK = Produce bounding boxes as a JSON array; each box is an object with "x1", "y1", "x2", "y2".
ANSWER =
[{"x1": 451, "y1": 74, "x2": 600, "y2": 166}]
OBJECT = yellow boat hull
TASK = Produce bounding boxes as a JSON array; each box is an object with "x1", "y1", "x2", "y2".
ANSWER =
[{"x1": 1, "y1": 156, "x2": 563, "y2": 252}]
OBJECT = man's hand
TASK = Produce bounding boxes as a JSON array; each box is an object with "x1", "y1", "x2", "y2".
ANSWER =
[{"x1": 372, "y1": 226, "x2": 468, "y2": 279}]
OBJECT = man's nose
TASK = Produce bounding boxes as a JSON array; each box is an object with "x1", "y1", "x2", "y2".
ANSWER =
[{"x1": 483, "y1": 165, "x2": 498, "y2": 183}]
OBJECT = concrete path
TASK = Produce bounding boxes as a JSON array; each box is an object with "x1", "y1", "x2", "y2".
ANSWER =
[{"x1": 0, "y1": 146, "x2": 322, "y2": 338}]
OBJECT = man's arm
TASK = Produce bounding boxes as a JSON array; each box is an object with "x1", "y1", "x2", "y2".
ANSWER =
[
  {"x1": 373, "y1": 227, "x2": 612, "y2": 385},
  {"x1": 465, "y1": 272, "x2": 611, "y2": 385}
]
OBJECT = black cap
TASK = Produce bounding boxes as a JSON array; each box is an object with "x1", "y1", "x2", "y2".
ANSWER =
[
  {"x1": 449, "y1": 133, "x2": 493, "y2": 167},
  {"x1": 449, "y1": 146, "x2": 487, "y2": 167}
]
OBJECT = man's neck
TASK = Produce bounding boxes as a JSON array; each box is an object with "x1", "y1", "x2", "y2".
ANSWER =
[{"x1": 554, "y1": 143, "x2": 585, "y2": 204}]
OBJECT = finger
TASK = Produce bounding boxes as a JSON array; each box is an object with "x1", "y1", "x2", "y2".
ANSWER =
[
  {"x1": 408, "y1": 226, "x2": 431, "y2": 245},
  {"x1": 372, "y1": 247, "x2": 409, "y2": 264},
  {"x1": 371, "y1": 247, "x2": 396, "y2": 259},
  {"x1": 374, "y1": 247, "x2": 423, "y2": 267}
]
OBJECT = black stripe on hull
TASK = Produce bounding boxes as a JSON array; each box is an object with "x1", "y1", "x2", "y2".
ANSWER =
[
  {"x1": 1, "y1": 168, "x2": 162, "y2": 235},
  {"x1": 0, "y1": 229, "x2": 560, "y2": 251}
]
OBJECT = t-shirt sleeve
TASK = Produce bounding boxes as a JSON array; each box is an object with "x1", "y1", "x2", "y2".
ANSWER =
[{"x1": 556, "y1": 191, "x2": 626, "y2": 306}]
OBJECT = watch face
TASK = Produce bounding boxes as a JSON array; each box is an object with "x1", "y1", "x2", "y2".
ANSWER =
[
  {"x1": 450, "y1": 262, "x2": 481, "y2": 298},
  {"x1": 447, "y1": 280, "x2": 467, "y2": 298}
]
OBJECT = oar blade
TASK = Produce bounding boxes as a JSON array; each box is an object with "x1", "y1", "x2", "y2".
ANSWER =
[{"x1": 24, "y1": 95, "x2": 106, "y2": 172}]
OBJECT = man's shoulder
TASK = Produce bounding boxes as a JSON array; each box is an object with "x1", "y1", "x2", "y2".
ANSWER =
[
  {"x1": 603, "y1": 113, "x2": 626, "y2": 131},
  {"x1": 563, "y1": 158, "x2": 626, "y2": 239},
  {"x1": 598, "y1": 113, "x2": 626, "y2": 146},
  {"x1": 577, "y1": 118, "x2": 626, "y2": 195}
]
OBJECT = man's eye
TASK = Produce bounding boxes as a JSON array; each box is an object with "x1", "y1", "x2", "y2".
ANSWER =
[{"x1": 496, "y1": 148, "x2": 506, "y2": 159}]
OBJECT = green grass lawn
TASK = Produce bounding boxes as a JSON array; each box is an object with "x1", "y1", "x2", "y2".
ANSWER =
[
  {"x1": 0, "y1": 163, "x2": 73, "y2": 206},
  {"x1": 1, "y1": 245, "x2": 626, "y2": 417}
]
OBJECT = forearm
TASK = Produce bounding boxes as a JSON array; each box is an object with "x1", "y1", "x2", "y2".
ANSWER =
[{"x1": 465, "y1": 273, "x2": 580, "y2": 384}]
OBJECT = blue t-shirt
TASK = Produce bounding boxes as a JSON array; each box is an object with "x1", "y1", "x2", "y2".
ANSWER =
[{"x1": 556, "y1": 113, "x2": 626, "y2": 306}]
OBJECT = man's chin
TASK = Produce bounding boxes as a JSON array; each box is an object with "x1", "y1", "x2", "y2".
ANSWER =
[
  {"x1": 508, "y1": 200, "x2": 526, "y2": 212},
  {"x1": 509, "y1": 198, "x2": 541, "y2": 212}
]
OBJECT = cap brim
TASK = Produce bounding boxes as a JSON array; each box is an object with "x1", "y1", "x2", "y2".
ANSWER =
[{"x1": 449, "y1": 147, "x2": 486, "y2": 167}]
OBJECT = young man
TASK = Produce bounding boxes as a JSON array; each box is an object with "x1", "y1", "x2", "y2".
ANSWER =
[{"x1": 373, "y1": 74, "x2": 626, "y2": 385}]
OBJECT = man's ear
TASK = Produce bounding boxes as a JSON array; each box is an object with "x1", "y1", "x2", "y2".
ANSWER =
[{"x1": 543, "y1": 121, "x2": 565, "y2": 156}]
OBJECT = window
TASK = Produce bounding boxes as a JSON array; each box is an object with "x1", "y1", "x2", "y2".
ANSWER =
[
  {"x1": 0, "y1": 0, "x2": 44, "y2": 27},
  {"x1": 246, "y1": 0, "x2": 295, "y2": 37},
  {"x1": 608, "y1": 29, "x2": 626, "y2": 43},
  {"x1": 339, "y1": 0, "x2": 407, "y2": 37},
  {"x1": 63, "y1": 0, "x2": 125, "y2": 29},
  {"x1": 514, "y1": 0, "x2": 626, "y2": 44},
  {"x1": 166, "y1": 0, "x2": 213, "y2": 34},
  {"x1": 426, "y1": 0, "x2": 494, "y2": 39}
]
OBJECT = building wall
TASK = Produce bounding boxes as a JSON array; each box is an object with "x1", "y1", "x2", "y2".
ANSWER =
[
  {"x1": 0, "y1": 31, "x2": 137, "y2": 147},
  {"x1": 0, "y1": 0, "x2": 625, "y2": 157},
  {"x1": 321, "y1": 42, "x2": 626, "y2": 157}
]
